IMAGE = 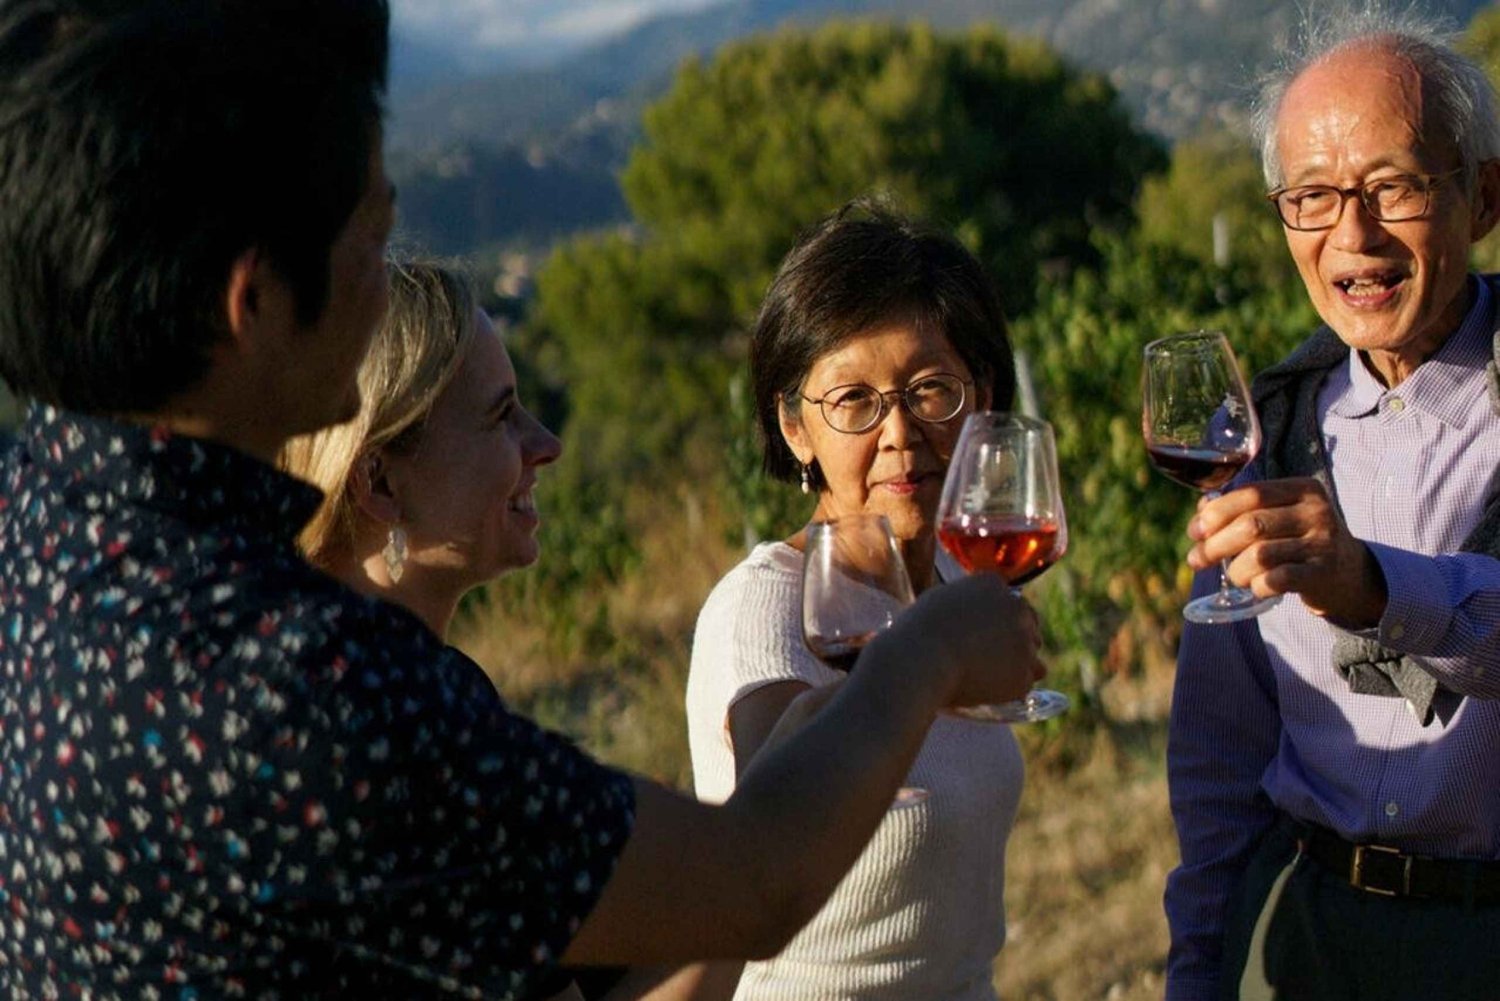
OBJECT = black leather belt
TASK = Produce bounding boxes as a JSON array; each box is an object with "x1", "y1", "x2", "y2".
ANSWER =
[{"x1": 1295, "y1": 822, "x2": 1500, "y2": 902}]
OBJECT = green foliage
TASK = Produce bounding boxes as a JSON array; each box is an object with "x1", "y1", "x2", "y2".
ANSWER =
[
  {"x1": 469, "y1": 470, "x2": 643, "y2": 660},
  {"x1": 1464, "y1": 5, "x2": 1500, "y2": 272},
  {"x1": 1014, "y1": 234, "x2": 1316, "y2": 700},
  {"x1": 1135, "y1": 128, "x2": 1299, "y2": 289},
  {"x1": 528, "y1": 230, "x2": 742, "y2": 483},
  {"x1": 1463, "y1": 2, "x2": 1500, "y2": 82},
  {"x1": 621, "y1": 19, "x2": 1165, "y2": 315}
]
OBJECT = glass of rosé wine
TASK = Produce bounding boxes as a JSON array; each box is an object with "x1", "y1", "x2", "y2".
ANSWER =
[
  {"x1": 935, "y1": 412, "x2": 1070, "y2": 723},
  {"x1": 1142, "y1": 330, "x2": 1279, "y2": 624},
  {"x1": 802, "y1": 513, "x2": 927, "y2": 802}
]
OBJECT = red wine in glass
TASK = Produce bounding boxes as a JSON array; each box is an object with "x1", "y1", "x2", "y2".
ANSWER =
[
  {"x1": 938, "y1": 513, "x2": 1061, "y2": 585},
  {"x1": 805, "y1": 631, "x2": 881, "y2": 674},
  {"x1": 1142, "y1": 330, "x2": 1280, "y2": 624},
  {"x1": 1144, "y1": 444, "x2": 1252, "y2": 493}
]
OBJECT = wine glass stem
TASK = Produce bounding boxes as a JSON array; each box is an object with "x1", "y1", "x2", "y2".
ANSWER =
[
  {"x1": 1215, "y1": 558, "x2": 1237, "y2": 605},
  {"x1": 1203, "y1": 488, "x2": 1235, "y2": 605}
]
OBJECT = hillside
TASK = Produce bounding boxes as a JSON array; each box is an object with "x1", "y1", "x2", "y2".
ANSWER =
[{"x1": 386, "y1": 0, "x2": 1492, "y2": 254}]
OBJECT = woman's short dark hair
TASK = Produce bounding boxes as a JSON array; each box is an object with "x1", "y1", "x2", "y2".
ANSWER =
[
  {"x1": 0, "y1": 0, "x2": 389, "y2": 413},
  {"x1": 750, "y1": 198, "x2": 1016, "y2": 485}
]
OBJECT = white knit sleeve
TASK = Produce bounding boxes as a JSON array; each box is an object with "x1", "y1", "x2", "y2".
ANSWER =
[{"x1": 685, "y1": 544, "x2": 839, "y2": 802}]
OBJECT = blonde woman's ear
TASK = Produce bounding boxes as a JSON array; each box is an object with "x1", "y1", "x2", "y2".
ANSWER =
[{"x1": 350, "y1": 451, "x2": 402, "y2": 526}]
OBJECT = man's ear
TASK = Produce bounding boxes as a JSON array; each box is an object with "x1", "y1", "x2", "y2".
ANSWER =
[
  {"x1": 1471, "y1": 159, "x2": 1500, "y2": 243},
  {"x1": 224, "y1": 247, "x2": 295, "y2": 356},
  {"x1": 350, "y1": 451, "x2": 402, "y2": 527}
]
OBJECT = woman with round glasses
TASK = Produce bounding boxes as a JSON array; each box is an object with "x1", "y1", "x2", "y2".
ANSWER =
[{"x1": 684, "y1": 199, "x2": 1030, "y2": 1000}]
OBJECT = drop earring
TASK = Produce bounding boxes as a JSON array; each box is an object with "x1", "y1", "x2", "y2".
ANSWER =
[
  {"x1": 800, "y1": 463, "x2": 814, "y2": 495},
  {"x1": 382, "y1": 525, "x2": 408, "y2": 584}
]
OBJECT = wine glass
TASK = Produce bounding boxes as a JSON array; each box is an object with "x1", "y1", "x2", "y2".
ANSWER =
[
  {"x1": 802, "y1": 513, "x2": 926, "y2": 802},
  {"x1": 1142, "y1": 329, "x2": 1280, "y2": 624},
  {"x1": 935, "y1": 412, "x2": 1071, "y2": 723}
]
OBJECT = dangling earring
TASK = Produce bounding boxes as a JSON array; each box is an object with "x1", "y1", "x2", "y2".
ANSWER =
[
  {"x1": 382, "y1": 525, "x2": 408, "y2": 584},
  {"x1": 800, "y1": 463, "x2": 814, "y2": 495}
]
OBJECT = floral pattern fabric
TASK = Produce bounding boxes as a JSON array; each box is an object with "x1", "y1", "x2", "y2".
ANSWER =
[{"x1": 0, "y1": 405, "x2": 635, "y2": 1000}]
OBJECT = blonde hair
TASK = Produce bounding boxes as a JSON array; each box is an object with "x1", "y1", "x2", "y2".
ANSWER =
[{"x1": 281, "y1": 258, "x2": 478, "y2": 565}]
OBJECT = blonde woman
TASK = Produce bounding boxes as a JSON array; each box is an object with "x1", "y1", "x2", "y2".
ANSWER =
[
  {"x1": 282, "y1": 260, "x2": 763, "y2": 1000},
  {"x1": 283, "y1": 259, "x2": 561, "y2": 634}
]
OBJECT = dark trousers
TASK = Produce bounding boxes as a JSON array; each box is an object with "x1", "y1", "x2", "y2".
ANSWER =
[{"x1": 1219, "y1": 820, "x2": 1500, "y2": 1001}]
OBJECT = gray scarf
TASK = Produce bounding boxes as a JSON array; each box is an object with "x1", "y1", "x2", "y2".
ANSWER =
[{"x1": 1250, "y1": 287, "x2": 1500, "y2": 726}]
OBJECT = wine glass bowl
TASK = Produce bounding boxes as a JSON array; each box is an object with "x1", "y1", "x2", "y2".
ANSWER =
[
  {"x1": 935, "y1": 412, "x2": 1071, "y2": 723},
  {"x1": 802, "y1": 513, "x2": 915, "y2": 672},
  {"x1": 1142, "y1": 330, "x2": 1280, "y2": 624},
  {"x1": 939, "y1": 514, "x2": 1063, "y2": 585},
  {"x1": 802, "y1": 513, "x2": 926, "y2": 801}
]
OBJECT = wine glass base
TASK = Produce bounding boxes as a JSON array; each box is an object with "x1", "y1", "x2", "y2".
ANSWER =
[
  {"x1": 951, "y1": 688, "x2": 1070, "y2": 724},
  {"x1": 1184, "y1": 589, "x2": 1281, "y2": 624}
]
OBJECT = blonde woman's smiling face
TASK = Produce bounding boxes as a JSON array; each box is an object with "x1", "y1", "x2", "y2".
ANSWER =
[{"x1": 387, "y1": 310, "x2": 561, "y2": 587}]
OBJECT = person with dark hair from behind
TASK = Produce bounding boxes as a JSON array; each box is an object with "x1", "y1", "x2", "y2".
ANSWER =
[
  {"x1": 0, "y1": 3, "x2": 1045, "y2": 999},
  {"x1": 682, "y1": 199, "x2": 1027, "y2": 1000}
]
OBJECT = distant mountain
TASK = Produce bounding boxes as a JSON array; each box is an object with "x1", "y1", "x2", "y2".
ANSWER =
[
  {"x1": 386, "y1": 0, "x2": 1492, "y2": 254},
  {"x1": 388, "y1": 141, "x2": 626, "y2": 255}
]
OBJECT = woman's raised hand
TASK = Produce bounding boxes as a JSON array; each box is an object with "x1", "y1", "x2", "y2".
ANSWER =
[{"x1": 870, "y1": 571, "x2": 1046, "y2": 710}]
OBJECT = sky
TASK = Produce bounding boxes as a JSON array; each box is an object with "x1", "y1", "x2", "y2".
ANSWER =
[{"x1": 392, "y1": 0, "x2": 724, "y2": 56}]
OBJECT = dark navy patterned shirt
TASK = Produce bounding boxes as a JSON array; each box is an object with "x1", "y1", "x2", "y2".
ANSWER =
[{"x1": 0, "y1": 405, "x2": 635, "y2": 1000}]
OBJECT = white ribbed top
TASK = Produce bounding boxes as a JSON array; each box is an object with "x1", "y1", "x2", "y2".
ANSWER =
[{"x1": 686, "y1": 542, "x2": 1024, "y2": 1001}]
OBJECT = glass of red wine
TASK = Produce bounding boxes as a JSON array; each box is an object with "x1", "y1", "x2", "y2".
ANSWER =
[
  {"x1": 1142, "y1": 329, "x2": 1280, "y2": 624},
  {"x1": 935, "y1": 412, "x2": 1071, "y2": 723},
  {"x1": 802, "y1": 513, "x2": 926, "y2": 801}
]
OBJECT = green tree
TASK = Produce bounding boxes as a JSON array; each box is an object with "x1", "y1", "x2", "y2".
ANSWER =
[
  {"x1": 1465, "y1": 3, "x2": 1500, "y2": 271},
  {"x1": 1135, "y1": 127, "x2": 1299, "y2": 289},
  {"x1": 1464, "y1": 2, "x2": 1500, "y2": 81},
  {"x1": 528, "y1": 19, "x2": 1168, "y2": 534},
  {"x1": 621, "y1": 19, "x2": 1165, "y2": 318}
]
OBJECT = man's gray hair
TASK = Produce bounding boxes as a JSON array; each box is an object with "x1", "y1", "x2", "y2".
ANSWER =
[{"x1": 1252, "y1": 2, "x2": 1500, "y2": 190}]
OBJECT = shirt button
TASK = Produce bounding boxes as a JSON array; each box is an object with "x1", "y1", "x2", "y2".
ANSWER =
[
  {"x1": 1388, "y1": 621, "x2": 1406, "y2": 641},
  {"x1": 1387, "y1": 397, "x2": 1406, "y2": 414},
  {"x1": 1385, "y1": 801, "x2": 1400, "y2": 818}
]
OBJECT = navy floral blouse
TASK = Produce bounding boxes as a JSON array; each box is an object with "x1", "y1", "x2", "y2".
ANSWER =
[{"x1": 0, "y1": 405, "x2": 635, "y2": 999}]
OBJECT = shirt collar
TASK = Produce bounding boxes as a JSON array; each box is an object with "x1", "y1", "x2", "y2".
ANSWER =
[
  {"x1": 22, "y1": 403, "x2": 323, "y2": 540},
  {"x1": 1326, "y1": 274, "x2": 1494, "y2": 428}
]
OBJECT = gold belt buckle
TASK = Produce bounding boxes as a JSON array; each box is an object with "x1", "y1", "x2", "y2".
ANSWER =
[{"x1": 1350, "y1": 843, "x2": 1411, "y2": 896}]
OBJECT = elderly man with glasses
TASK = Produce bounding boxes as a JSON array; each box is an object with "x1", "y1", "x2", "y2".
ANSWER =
[{"x1": 1164, "y1": 8, "x2": 1500, "y2": 1001}]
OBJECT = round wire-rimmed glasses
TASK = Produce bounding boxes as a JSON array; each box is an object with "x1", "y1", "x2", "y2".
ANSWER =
[{"x1": 797, "y1": 372, "x2": 973, "y2": 435}]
